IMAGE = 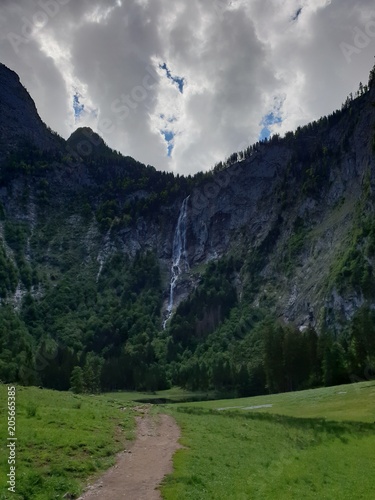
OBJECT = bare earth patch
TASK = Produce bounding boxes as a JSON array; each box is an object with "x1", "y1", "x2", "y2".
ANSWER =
[{"x1": 78, "y1": 408, "x2": 181, "y2": 500}]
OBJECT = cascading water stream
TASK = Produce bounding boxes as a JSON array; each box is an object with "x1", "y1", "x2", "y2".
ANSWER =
[{"x1": 163, "y1": 196, "x2": 190, "y2": 328}]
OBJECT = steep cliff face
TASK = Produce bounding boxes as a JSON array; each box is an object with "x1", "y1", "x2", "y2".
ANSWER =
[
  {"x1": 1, "y1": 62, "x2": 375, "y2": 392},
  {"x1": 169, "y1": 83, "x2": 375, "y2": 330},
  {"x1": 0, "y1": 63, "x2": 60, "y2": 157},
  {"x1": 188, "y1": 145, "x2": 288, "y2": 263}
]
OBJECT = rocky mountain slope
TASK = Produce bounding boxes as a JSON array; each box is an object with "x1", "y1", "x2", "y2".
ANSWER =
[{"x1": 1, "y1": 62, "x2": 375, "y2": 394}]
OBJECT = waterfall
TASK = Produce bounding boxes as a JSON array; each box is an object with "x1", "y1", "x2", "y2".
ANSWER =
[{"x1": 163, "y1": 196, "x2": 190, "y2": 327}]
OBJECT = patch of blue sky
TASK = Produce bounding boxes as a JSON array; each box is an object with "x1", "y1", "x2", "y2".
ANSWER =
[
  {"x1": 259, "y1": 112, "x2": 282, "y2": 141},
  {"x1": 259, "y1": 91, "x2": 285, "y2": 142},
  {"x1": 73, "y1": 92, "x2": 84, "y2": 122},
  {"x1": 259, "y1": 126, "x2": 271, "y2": 141},
  {"x1": 159, "y1": 63, "x2": 185, "y2": 94},
  {"x1": 160, "y1": 130, "x2": 175, "y2": 158},
  {"x1": 161, "y1": 129, "x2": 175, "y2": 157}
]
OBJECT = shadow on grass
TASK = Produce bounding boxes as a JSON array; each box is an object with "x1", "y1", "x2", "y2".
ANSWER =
[{"x1": 175, "y1": 406, "x2": 375, "y2": 442}]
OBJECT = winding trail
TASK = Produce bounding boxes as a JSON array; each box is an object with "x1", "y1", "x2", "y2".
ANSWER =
[{"x1": 78, "y1": 408, "x2": 181, "y2": 500}]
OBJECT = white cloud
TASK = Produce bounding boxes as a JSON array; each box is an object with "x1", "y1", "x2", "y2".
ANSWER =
[{"x1": 0, "y1": 0, "x2": 374, "y2": 175}]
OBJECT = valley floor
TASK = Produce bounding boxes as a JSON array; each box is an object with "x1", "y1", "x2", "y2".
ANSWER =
[{"x1": 160, "y1": 381, "x2": 375, "y2": 499}]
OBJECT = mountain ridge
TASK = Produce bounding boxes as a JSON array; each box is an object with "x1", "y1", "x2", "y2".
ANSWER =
[{"x1": 1, "y1": 62, "x2": 375, "y2": 394}]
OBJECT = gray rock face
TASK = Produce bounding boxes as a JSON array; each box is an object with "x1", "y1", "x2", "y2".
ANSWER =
[
  {"x1": 186, "y1": 145, "x2": 290, "y2": 264},
  {"x1": 1, "y1": 62, "x2": 375, "y2": 332}
]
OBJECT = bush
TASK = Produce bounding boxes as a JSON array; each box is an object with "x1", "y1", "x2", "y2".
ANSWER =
[{"x1": 26, "y1": 403, "x2": 38, "y2": 418}]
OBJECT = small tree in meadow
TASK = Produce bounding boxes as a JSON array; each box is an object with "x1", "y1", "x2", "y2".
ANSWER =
[{"x1": 70, "y1": 366, "x2": 84, "y2": 394}]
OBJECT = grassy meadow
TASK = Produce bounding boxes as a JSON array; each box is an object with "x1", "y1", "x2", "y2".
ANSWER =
[
  {"x1": 0, "y1": 385, "x2": 135, "y2": 500},
  {"x1": 0, "y1": 381, "x2": 374, "y2": 499},
  {"x1": 161, "y1": 381, "x2": 375, "y2": 499},
  {"x1": 176, "y1": 380, "x2": 375, "y2": 422}
]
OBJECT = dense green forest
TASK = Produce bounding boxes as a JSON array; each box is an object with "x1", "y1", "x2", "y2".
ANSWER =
[{"x1": 1, "y1": 246, "x2": 374, "y2": 395}]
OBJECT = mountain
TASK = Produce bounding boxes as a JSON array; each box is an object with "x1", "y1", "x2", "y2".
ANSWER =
[
  {"x1": 0, "y1": 63, "x2": 61, "y2": 157},
  {"x1": 0, "y1": 62, "x2": 375, "y2": 395}
]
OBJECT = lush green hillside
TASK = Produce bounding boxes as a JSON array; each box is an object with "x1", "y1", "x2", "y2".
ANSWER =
[
  {"x1": 0, "y1": 385, "x2": 135, "y2": 500},
  {"x1": 161, "y1": 381, "x2": 375, "y2": 499}
]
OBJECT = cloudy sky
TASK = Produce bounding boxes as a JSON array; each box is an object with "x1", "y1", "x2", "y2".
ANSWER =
[{"x1": 0, "y1": 0, "x2": 374, "y2": 175}]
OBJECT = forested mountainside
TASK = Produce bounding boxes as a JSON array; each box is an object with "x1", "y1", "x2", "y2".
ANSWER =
[{"x1": 1, "y1": 61, "x2": 375, "y2": 395}]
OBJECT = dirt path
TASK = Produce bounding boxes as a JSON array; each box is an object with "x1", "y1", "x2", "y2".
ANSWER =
[{"x1": 78, "y1": 408, "x2": 181, "y2": 500}]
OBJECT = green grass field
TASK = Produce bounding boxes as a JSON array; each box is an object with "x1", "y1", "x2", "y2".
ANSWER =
[
  {"x1": 0, "y1": 385, "x2": 135, "y2": 500},
  {"x1": 161, "y1": 381, "x2": 375, "y2": 499},
  {"x1": 176, "y1": 380, "x2": 375, "y2": 422},
  {"x1": 1, "y1": 382, "x2": 374, "y2": 499}
]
